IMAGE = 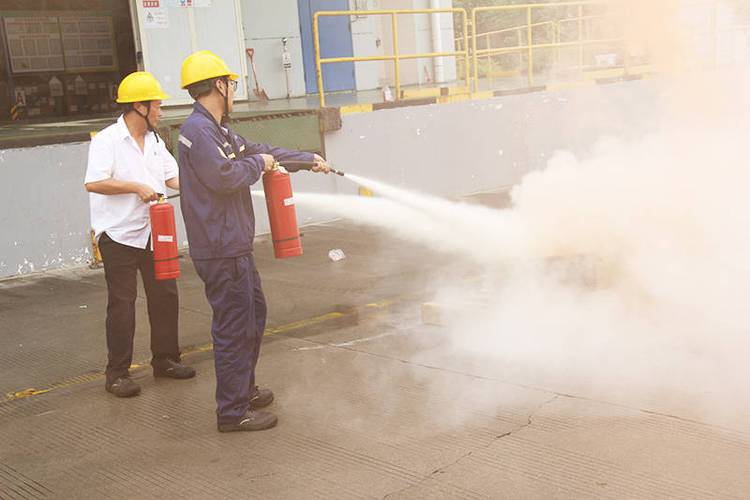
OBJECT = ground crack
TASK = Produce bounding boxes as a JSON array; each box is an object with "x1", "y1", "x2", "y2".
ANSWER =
[{"x1": 382, "y1": 395, "x2": 559, "y2": 499}]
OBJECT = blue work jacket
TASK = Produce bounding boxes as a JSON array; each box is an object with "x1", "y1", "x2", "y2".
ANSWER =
[{"x1": 177, "y1": 103, "x2": 314, "y2": 260}]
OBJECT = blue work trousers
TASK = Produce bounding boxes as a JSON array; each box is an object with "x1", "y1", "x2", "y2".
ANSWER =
[{"x1": 193, "y1": 254, "x2": 267, "y2": 421}]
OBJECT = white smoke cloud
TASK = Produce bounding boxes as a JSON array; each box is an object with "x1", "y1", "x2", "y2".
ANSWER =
[{"x1": 290, "y1": 1, "x2": 750, "y2": 426}]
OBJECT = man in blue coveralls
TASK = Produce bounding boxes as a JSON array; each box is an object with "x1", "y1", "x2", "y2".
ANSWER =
[{"x1": 177, "y1": 50, "x2": 331, "y2": 432}]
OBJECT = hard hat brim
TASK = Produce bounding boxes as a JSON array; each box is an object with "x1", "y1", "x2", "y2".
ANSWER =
[
  {"x1": 116, "y1": 91, "x2": 170, "y2": 104},
  {"x1": 181, "y1": 72, "x2": 240, "y2": 89}
]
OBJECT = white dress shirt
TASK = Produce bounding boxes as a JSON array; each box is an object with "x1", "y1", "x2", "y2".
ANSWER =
[{"x1": 85, "y1": 115, "x2": 178, "y2": 249}]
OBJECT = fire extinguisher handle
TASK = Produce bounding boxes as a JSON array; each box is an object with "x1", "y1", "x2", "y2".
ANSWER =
[{"x1": 155, "y1": 192, "x2": 181, "y2": 200}]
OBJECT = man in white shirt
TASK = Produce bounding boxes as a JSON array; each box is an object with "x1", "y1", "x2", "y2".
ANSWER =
[{"x1": 84, "y1": 71, "x2": 195, "y2": 398}]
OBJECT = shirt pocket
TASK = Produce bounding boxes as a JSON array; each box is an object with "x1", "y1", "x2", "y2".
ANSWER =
[{"x1": 145, "y1": 147, "x2": 166, "y2": 190}]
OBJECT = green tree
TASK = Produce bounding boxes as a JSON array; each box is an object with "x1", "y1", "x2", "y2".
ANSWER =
[{"x1": 454, "y1": 0, "x2": 568, "y2": 36}]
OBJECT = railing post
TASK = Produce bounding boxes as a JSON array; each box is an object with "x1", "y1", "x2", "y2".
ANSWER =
[
  {"x1": 578, "y1": 4, "x2": 584, "y2": 72},
  {"x1": 517, "y1": 28, "x2": 522, "y2": 74},
  {"x1": 314, "y1": 13, "x2": 325, "y2": 107},
  {"x1": 527, "y1": 7, "x2": 533, "y2": 87},
  {"x1": 462, "y1": 10, "x2": 470, "y2": 92},
  {"x1": 472, "y1": 9, "x2": 479, "y2": 92},
  {"x1": 392, "y1": 12, "x2": 401, "y2": 100},
  {"x1": 623, "y1": 36, "x2": 630, "y2": 76},
  {"x1": 486, "y1": 33, "x2": 492, "y2": 79},
  {"x1": 554, "y1": 21, "x2": 560, "y2": 69}
]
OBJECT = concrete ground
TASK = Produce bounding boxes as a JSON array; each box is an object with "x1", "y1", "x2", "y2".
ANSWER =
[{"x1": 2, "y1": 209, "x2": 750, "y2": 499}]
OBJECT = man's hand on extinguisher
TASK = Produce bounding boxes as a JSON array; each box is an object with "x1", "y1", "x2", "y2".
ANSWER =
[
  {"x1": 136, "y1": 183, "x2": 159, "y2": 203},
  {"x1": 312, "y1": 154, "x2": 332, "y2": 174},
  {"x1": 260, "y1": 154, "x2": 276, "y2": 172}
]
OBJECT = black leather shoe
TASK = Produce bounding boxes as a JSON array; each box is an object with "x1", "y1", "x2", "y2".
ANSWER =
[
  {"x1": 152, "y1": 359, "x2": 196, "y2": 379},
  {"x1": 249, "y1": 386, "x2": 274, "y2": 410},
  {"x1": 105, "y1": 377, "x2": 141, "y2": 398},
  {"x1": 217, "y1": 410, "x2": 278, "y2": 433}
]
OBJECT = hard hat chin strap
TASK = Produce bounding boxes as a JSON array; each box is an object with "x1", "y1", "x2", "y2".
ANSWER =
[
  {"x1": 134, "y1": 101, "x2": 159, "y2": 143},
  {"x1": 219, "y1": 77, "x2": 230, "y2": 125}
]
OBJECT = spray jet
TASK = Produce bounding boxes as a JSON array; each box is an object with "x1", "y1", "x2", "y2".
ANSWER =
[{"x1": 281, "y1": 160, "x2": 345, "y2": 177}]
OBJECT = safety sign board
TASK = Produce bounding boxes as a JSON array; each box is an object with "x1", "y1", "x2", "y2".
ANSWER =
[
  {"x1": 14, "y1": 89, "x2": 27, "y2": 107},
  {"x1": 165, "y1": 0, "x2": 212, "y2": 7},
  {"x1": 144, "y1": 9, "x2": 170, "y2": 29},
  {"x1": 3, "y1": 17, "x2": 65, "y2": 73},
  {"x1": 74, "y1": 75, "x2": 88, "y2": 96},
  {"x1": 60, "y1": 17, "x2": 116, "y2": 71},
  {"x1": 49, "y1": 76, "x2": 64, "y2": 97}
]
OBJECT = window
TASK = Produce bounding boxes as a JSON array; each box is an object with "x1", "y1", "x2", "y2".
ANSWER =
[{"x1": 0, "y1": 1, "x2": 137, "y2": 124}]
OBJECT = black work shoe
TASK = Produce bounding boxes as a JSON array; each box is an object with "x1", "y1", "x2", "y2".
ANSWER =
[
  {"x1": 152, "y1": 359, "x2": 196, "y2": 379},
  {"x1": 249, "y1": 386, "x2": 274, "y2": 410},
  {"x1": 217, "y1": 410, "x2": 278, "y2": 433},
  {"x1": 105, "y1": 377, "x2": 141, "y2": 398}
]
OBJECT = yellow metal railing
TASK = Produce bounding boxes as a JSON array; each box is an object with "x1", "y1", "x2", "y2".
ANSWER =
[
  {"x1": 457, "y1": 20, "x2": 557, "y2": 53},
  {"x1": 312, "y1": 1, "x2": 745, "y2": 107},
  {"x1": 462, "y1": 12, "x2": 618, "y2": 80},
  {"x1": 458, "y1": 20, "x2": 559, "y2": 79},
  {"x1": 313, "y1": 8, "x2": 470, "y2": 108},
  {"x1": 472, "y1": 1, "x2": 621, "y2": 90}
]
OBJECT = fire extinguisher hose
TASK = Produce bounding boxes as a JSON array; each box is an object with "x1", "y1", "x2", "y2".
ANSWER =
[
  {"x1": 156, "y1": 192, "x2": 181, "y2": 200},
  {"x1": 281, "y1": 160, "x2": 345, "y2": 177}
]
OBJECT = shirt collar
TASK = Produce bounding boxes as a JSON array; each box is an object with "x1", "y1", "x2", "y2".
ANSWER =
[
  {"x1": 193, "y1": 102, "x2": 228, "y2": 135},
  {"x1": 115, "y1": 115, "x2": 131, "y2": 141},
  {"x1": 193, "y1": 102, "x2": 215, "y2": 122},
  {"x1": 116, "y1": 114, "x2": 157, "y2": 144}
]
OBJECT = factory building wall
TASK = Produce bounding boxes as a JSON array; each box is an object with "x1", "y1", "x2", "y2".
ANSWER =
[{"x1": 0, "y1": 79, "x2": 659, "y2": 279}]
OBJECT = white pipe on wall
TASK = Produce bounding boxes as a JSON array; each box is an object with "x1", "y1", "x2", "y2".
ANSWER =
[{"x1": 430, "y1": 0, "x2": 445, "y2": 83}]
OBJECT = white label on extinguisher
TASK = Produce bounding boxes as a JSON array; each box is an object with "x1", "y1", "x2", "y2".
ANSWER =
[
  {"x1": 283, "y1": 197, "x2": 295, "y2": 207},
  {"x1": 157, "y1": 235, "x2": 174, "y2": 243}
]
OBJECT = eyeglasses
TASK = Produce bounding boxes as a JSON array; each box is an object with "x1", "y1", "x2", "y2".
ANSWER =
[{"x1": 228, "y1": 80, "x2": 238, "y2": 91}]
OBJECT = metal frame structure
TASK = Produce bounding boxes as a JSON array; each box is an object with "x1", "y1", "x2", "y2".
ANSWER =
[
  {"x1": 471, "y1": 1, "x2": 617, "y2": 90},
  {"x1": 308, "y1": 0, "x2": 750, "y2": 108},
  {"x1": 312, "y1": 8, "x2": 470, "y2": 108},
  {"x1": 459, "y1": 13, "x2": 619, "y2": 79}
]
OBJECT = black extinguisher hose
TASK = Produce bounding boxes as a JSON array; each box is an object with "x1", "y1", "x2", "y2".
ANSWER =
[
  {"x1": 156, "y1": 192, "x2": 181, "y2": 200},
  {"x1": 281, "y1": 160, "x2": 345, "y2": 177},
  {"x1": 156, "y1": 159, "x2": 344, "y2": 203}
]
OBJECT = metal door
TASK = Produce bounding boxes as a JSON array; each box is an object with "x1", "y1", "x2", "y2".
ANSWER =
[
  {"x1": 298, "y1": 0, "x2": 355, "y2": 94},
  {"x1": 133, "y1": 0, "x2": 248, "y2": 106}
]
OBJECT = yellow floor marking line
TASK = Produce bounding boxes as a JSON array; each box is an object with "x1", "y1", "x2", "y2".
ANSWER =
[
  {"x1": 266, "y1": 311, "x2": 346, "y2": 335},
  {"x1": 340, "y1": 103, "x2": 373, "y2": 115},
  {"x1": 2, "y1": 301, "x2": 394, "y2": 404}
]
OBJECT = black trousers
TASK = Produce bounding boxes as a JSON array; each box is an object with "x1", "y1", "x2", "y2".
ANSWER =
[{"x1": 99, "y1": 233, "x2": 180, "y2": 383}]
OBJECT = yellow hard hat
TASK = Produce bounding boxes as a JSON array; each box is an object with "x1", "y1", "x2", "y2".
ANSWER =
[
  {"x1": 181, "y1": 50, "x2": 239, "y2": 89},
  {"x1": 116, "y1": 71, "x2": 169, "y2": 103}
]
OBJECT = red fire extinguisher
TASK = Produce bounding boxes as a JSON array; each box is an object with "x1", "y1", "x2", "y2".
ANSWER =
[
  {"x1": 150, "y1": 197, "x2": 181, "y2": 280},
  {"x1": 263, "y1": 164, "x2": 303, "y2": 259},
  {"x1": 262, "y1": 160, "x2": 344, "y2": 259}
]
